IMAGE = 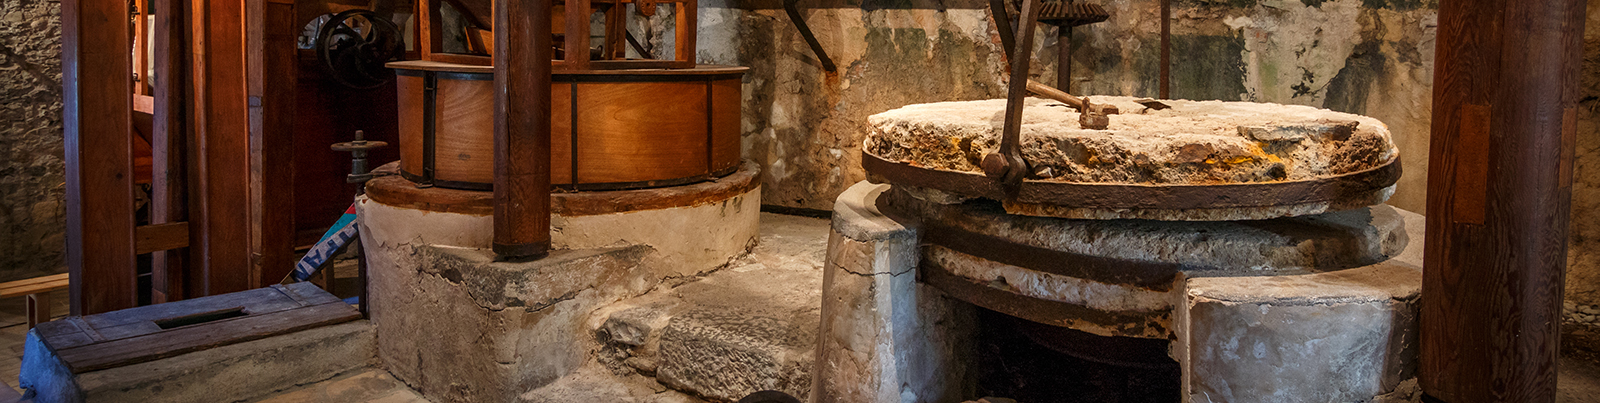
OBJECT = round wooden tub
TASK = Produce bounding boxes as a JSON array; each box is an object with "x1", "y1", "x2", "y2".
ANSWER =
[{"x1": 388, "y1": 60, "x2": 747, "y2": 190}]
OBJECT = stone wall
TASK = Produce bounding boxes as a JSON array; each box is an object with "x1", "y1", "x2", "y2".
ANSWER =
[{"x1": 0, "y1": 0, "x2": 64, "y2": 282}]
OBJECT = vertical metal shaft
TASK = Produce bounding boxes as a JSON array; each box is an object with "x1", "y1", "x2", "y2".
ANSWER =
[{"x1": 996, "y1": 0, "x2": 1041, "y2": 186}]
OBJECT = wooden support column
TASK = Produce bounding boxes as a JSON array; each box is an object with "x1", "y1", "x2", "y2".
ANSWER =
[
  {"x1": 1421, "y1": 0, "x2": 1586, "y2": 401},
  {"x1": 494, "y1": 0, "x2": 553, "y2": 258},
  {"x1": 151, "y1": 0, "x2": 192, "y2": 303},
  {"x1": 63, "y1": 0, "x2": 139, "y2": 315},
  {"x1": 249, "y1": 0, "x2": 299, "y2": 286},
  {"x1": 190, "y1": 0, "x2": 254, "y2": 295}
]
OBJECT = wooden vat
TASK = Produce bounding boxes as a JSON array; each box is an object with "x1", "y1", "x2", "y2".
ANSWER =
[{"x1": 389, "y1": 60, "x2": 746, "y2": 190}]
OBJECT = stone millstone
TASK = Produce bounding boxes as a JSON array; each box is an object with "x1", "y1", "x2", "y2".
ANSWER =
[{"x1": 865, "y1": 97, "x2": 1400, "y2": 220}]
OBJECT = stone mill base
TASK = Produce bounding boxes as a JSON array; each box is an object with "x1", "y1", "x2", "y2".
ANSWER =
[{"x1": 813, "y1": 181, "x2": 1425, "y2": 403}]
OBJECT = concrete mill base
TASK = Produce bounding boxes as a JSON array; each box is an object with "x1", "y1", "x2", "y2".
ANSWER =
[
  {"x1": 814, "y1": 181, "x2": 1423, "y2": 403},
  {"x1": 358, "y1": 165, "x2": 763, "y2": 402}
]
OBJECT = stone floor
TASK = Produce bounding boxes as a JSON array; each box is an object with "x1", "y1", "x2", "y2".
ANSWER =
[{"x1": 6, "y1": 212, "x2": 1600, "y2": 402}]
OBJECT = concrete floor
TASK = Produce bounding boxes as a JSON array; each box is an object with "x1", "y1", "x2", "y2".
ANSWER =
[{"x1": 4, "y1": 213, "x2": 1600, "y2": 402}]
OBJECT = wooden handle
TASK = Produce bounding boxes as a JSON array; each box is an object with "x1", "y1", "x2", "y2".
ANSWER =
[{"x1": 1025, "y1": 79, "x2": 1085, "y2": 110}]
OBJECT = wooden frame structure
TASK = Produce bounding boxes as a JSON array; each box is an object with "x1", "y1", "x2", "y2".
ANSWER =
[
  {"x1": 417, "y1": 0, "x2": 695, "y2": 70},
  {"x1": 63, "y1": 0, "x2": 301, "y2": 315}
]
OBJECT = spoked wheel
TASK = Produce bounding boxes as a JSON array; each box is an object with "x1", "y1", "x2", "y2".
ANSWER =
[{"x1": 315, "y1": 9, "x2": 403, "y2": 89}]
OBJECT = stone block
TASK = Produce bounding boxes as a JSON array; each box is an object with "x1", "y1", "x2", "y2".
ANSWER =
[
  {"x1": 811, "y1": 182, "x2": 977, "y2": 403},
  {"x1": 656, "y1": 310, "x2": 813, "y2": 401},
  {"x1": 362, "y1": 242, "x2": 656, "y2": 403}
]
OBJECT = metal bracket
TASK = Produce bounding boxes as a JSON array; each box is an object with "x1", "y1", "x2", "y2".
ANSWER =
[
  {"x1": 419, "y1": 72, "x2": 438, "y2": 188},
  {"x1": 784, "y1": 0, "x2": 836, "y2": 72}
]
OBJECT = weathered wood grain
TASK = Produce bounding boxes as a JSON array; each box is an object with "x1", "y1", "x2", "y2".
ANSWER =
[
  {"x1": 63, "y1": 0, "x2": 139, "y2": 315},
  {"x1": 1421, "y1": 0, "x2": 1587, "y2": 401}
]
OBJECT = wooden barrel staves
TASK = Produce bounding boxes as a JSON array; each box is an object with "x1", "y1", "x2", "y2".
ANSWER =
[{"x1": 389, "y1": 60, "x2": 747, "y2": 191}]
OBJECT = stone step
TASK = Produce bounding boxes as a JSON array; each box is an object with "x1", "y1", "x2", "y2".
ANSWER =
[
  {"x1": 247, "y1": 369, "x2": 426, "y2": 403},
  {"x1": 570, "y1": 213, "x2": 831, "y2": 403}
]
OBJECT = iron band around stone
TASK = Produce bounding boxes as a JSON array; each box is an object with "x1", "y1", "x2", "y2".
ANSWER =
[{"x1": 861, "y1": 149, "x2": 1402, "y2": 210}]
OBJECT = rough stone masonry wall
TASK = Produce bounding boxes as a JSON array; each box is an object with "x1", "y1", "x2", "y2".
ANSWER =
[{"x1": 0, "y1": 0, "x2": 65, "y2": 283}]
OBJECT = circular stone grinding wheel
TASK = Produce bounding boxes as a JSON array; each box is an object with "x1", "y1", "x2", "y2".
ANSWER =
[{"x1": 862, "y1": 96, "x2": 1402, "y2": 221}]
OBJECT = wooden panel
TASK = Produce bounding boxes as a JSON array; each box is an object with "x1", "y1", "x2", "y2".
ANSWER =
[
  {"x1": 55, "y1": 301, "x2": 361, "y2": 373},
  {"x1": 63, "y1": 0, "x2": 139, "y2": 315},
  {"x1": 191, "y1": 0, "x2": 254, "y2": 296},
  {"x1": 254, "y1": 0, "x2": 298, "y2": 286},
  {"x1": 397, "y1": 75, "x2": 426, "y2": 177},
  {"x1": 151, "y1": 0, "x2": 191, "y2": 304},
  {"x1": 709, "y1": 78, "x2": 741, "y2": 172},
  {"x1": 0, "y1": 274, "x2": 71, "y2": 299},
  {"x1": 552, "y1": 82, "x2": 573, "y2": 185},
  {"x1": 574, "y1": 81, "x2": 708, "y2": 183},
  {"x1": 135, "y1": 222, "x2": 191, "y2": 255},
  {"x1": 1450, "y1": 104, "x2": 1490, "y2": 225},
  {"x1": 435, "y1": 77, "x2": 496, "y2": 184}
]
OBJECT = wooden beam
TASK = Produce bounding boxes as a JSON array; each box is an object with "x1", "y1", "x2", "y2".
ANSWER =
[
  {"x1": 151, "y1": 0, "x2": 192, "y2": 303},
  {"x1": 190, "y1": 0, "x2": 254, "y2": 296},
  {"x1": 247, "y1": 0, "x2": 298, "y2": 288},
  {"x1": 493, "y1": 0, "x2": 553, "y2": 258},
  {"x1": 1420, "y1": 0, "x2": 1587, "y2": 401},
  {"x1": 135, "y1": 223, "x2": 190, "y2": 255},
  {"x1": 0, "y1": 274, "x2": 71, "y2": 299},
  {"x1": 63, "y1": 0, "x2": 139, "y2": 315},
  {"x1": 562, "y1": 0, "x2": 589, "y2": 69}
]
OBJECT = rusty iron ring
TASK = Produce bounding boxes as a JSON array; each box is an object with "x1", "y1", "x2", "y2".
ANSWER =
[{"x1": 863, "y1": 150, "x2": 1402, "y2": 210}]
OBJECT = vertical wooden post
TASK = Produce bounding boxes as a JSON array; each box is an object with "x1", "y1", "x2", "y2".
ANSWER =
[
  {"x1": 563, "y1": 0, "x2": 590, "y2": 69},
  {"x1": 191, "y1": 0, "x2": 255, "y2": 295},
  {"x1": 152, "y1": 0, "x2": 192, "y2": 303},
  {"x1": 250, "y1": 0, "x2": 298, "y2": 286},
  {"x1": 1421, "y1": 0, "x2": 1586, "y2": 401},
  {"x1": 62, "y1": 0, "x2": 139, "y2": 315},
  {"x1": 494, "y1": 0, "x2": 553, "y2": 258}
]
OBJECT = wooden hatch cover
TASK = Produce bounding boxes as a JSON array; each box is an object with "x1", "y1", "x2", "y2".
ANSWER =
[{"x1": 32, "y1": 282, "x2": 360, "y2": 374}]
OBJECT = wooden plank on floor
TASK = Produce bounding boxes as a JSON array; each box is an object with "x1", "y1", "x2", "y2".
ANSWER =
[
  {"x1": 62, "y1": 0, "x2": 139, "y2": 316},
  {"x1": 55, "y1": 301, "x2": 360, "y2": 374}
]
